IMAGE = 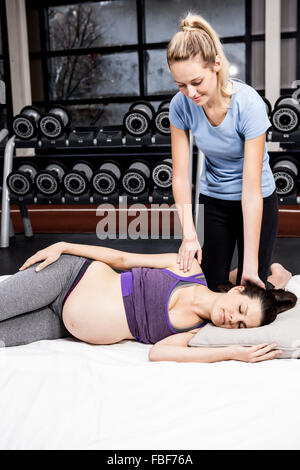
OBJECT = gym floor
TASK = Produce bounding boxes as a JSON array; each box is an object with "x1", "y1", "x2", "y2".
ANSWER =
[{"x1": 1, "y1": 233, "x2": 299, "y2": 277}]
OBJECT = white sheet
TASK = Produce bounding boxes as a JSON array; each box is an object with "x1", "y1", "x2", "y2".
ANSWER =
[
  {"x1": 0, "y1": 337, "x2": 300, "y2": 450},
  {"x1": 1, "y1": 275, "x2": 300, "y2": 450}
]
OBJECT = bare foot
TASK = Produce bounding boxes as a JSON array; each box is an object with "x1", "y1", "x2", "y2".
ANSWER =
[{"x1": 269, "y1": 263, "x2": 292, "y2": 289}]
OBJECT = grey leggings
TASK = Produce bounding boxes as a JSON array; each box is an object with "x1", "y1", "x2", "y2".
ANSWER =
[{"x1": 0, "y1": 254, "x2": 88, "y2": 347}]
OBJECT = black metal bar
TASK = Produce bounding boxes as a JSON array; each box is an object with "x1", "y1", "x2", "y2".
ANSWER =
[
  {"x1": 29, "y1": 43, "x2": 141, "y2": 59},
  {"x1": 38, "y1": 7, "x2": 50, "y2": 107},
  {"x1": 26, "y1": 0, "x2": 121, "y2": 8},
  {"x1": 297, "y1": 0, "x2": 300, "y2": 83},
  {"x1": 32, "y1": 93, "x2": 174, "y2": 108},
  {"x1": 245, "y1": 0, "x2": 252, "y2": 85},
  {"x1": 136, "y1": 0, "x2": 147, "y2": 97},
  {"x1": 0, "y1": 0, "x2": 13, "y2": 127},
  {"x1": 29, "y1": 35, "x2": 264, "y2": 61}
]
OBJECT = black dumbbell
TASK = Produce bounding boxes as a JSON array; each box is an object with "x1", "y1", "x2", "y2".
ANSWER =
[
  {"x1": 62, "y1": 161, "x2": 93, "y2": 196},
  {"x1": 121, "y1": 160, "x2": 151, "y2": 195},
  {"x1": 272, "y1": 157, "x2": 299, "y2": 196},
  {"x1": 123, "y1": 101, "x2": 155, "y2": 136},
  {"x1": 12, "y1": 106, "x2": 41, "y2": 140},
  {"x1": 154, "y1": 101, "x2": 170, "y2": 135},
  {"x1": 91, "y1": 160, "x2": 121, "y2": 196},
  {"x1": 270, "y1": 97, "x2": 300, "y2": 133},
  {"x1": 6, "y1": 161, "x2": 39, "y2": 196},
  {"x1": 274, "y1": 95, "x2": 292, "y2": 108},
  {"x1": 151, "y1": 158, "x2": 172, "y2": 189},
  {"x1": 34, "y1": 161, "x2": 66, "y2": 196},
  {"x1": 262, "y1": 97, "x2": 272, "y2": 117},
  {"x1": 39, "y1": 106, "x2": 71, "y2": 138}
]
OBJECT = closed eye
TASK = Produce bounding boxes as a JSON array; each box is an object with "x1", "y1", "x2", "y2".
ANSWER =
[{"x1": 239, "y1": 305, "x2": 247, "y2": 328}]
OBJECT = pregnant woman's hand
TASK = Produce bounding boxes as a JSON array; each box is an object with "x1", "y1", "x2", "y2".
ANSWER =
[
  {"x1": 231, "y1": 343, "x2": 281, "y2": 362},
  {"x1": 177, "y1": 235, "x2": 202, "y2": 272},
  {"x1": 19, "y1": 242, "x2": 65, "y2": 272}
]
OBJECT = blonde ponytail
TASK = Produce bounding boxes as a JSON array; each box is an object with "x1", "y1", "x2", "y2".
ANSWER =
[{"x1": 167, "y1": 12, "x2": 233, "y2": 99}]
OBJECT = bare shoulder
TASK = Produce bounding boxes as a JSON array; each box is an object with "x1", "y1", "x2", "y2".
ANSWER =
[{"x1": 165, "y1": 258, "x2": 203, "y2": 278}]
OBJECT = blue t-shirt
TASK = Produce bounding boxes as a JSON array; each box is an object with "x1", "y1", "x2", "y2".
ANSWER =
[{"x1": 169, "y1": 78, "x2": 275, "y2": 200}]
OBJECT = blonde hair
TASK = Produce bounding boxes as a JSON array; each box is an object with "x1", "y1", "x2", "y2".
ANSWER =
[{"x1": 167, "y1": 12, "x2": 233, "y2": 99}]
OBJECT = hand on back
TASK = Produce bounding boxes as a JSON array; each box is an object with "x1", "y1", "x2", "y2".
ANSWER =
[{"x1": 177, "y1": 235, "x2": 202, "y2": 273}]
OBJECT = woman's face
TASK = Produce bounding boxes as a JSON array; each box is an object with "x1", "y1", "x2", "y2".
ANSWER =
[
  {"x1": 169, "y1": 54, "x2": 221, "y2": 106},
  {"x1": 210, "y1": 286, "x2": 263, "y2": 329}
]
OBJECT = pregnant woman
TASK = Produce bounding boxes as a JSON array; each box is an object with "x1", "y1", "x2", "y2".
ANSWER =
[{"x1": 0, "y1": 241, "x2": 296, "y2": 363}]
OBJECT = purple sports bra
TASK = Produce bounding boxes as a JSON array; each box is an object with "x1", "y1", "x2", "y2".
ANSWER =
[{"x1": 121, "y1": 267, "x2": 208, "y2": 344}]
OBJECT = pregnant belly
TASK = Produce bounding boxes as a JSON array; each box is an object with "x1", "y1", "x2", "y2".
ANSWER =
[{"x1": 62, "y1": 261, "x2": 134, "y2": 344}]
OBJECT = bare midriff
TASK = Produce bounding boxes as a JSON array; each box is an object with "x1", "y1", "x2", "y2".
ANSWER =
[{"x1": 62, "y1": 261, "x2": 135, "y2": 344}]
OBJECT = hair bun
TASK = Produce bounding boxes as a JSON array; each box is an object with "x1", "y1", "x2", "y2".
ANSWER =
[
  {"x1": 181, "y1": 23, "x2": 198, "y2": 32},
  {"x1": 180, "y1": 18, "x2": 200, "y2": 33},
  {"x1": 269, "y1": 288, "x2": 297, "y2": 314}
]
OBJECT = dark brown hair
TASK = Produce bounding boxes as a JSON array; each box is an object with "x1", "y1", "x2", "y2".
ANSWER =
[{"x1": 218, "y1": 284, "x2": 297, "y2": 326}]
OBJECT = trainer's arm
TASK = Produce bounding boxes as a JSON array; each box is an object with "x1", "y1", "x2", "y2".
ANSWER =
[
  {"x1": 171, "y1": 124, "x2": 197, "y2": 240},
  {"x1": 241, "y1": 133, "x2": 265, "y2": 287}
]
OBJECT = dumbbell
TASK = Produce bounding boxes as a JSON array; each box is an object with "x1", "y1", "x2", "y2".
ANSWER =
[
  {"x1": 123, "y1": 101, "x2": 155, "y2": 136},
  {"x1": 121, "y1": 160, "x2": 151, "y2": 195},
  {"x1": 151, "y1": 158, "x2": 172, "y2": 189},
  {"x1": 39, "y1": 106, "x2": 71, "y2": 138},
  {"x1": 62, "y1": 161, "x2": 93, "y2": 196},
  {"x1": 154, "y1": 100, "x2": 170, "y2": 135},
  {"x1": 270, "y1": 97, "x2": 300, "y2": 133},
  {"x1": 272, "y1": 156, "x2": 299, "y2": 196},
  {"x1": 262, "y1": 97, "x2": 272, "y2": 117},
  {"x1": 274, "y1": 96, "x2": 292, "y2": 108},
  {"x1": 6, "y1": 161, "x2": 38, "y2": 196},
  {"x1": 34, "y1": 161, "x2": 66, "y2": 197},
  {"x1": 91, "y1": 160, "x2": 121, "y2": 196},
  {"x1": 12, "y1": 106, "x2": 41, "y2": 140}
]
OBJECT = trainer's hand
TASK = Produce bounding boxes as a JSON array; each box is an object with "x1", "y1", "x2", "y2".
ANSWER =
[
  {"x1": 241, "y1": 271, "x2": 265, "y2": 289},
  {"x1": 18, "y1": 242, "x2": 65, "y2": 272},
  {"x1": 230, "y1": 343, "x2": 281, "y2": 363},
  {"x1": 177, "y1": 235, "x2": 202, "y2": 272}
]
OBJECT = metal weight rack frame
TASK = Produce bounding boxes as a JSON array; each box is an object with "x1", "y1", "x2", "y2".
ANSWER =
[{"x1": 0, "y1": 128, "x2": 197, "y2": 248}]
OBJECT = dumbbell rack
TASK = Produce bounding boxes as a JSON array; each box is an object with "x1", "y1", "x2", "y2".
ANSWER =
[
  {"x1": 0, "y1": 128, "x2": 197, "y2": 248},
  {"x1": 267, "y1": 129, "x2": 300, "y2": 204}
]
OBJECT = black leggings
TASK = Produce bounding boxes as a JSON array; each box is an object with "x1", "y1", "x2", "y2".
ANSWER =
[{"x1": 199, "y1": 189, "x2": 279, "y2": 291}]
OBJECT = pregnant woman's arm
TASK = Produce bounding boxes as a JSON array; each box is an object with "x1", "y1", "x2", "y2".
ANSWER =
[
  {"x1": 18, "y1": 241, "x2": 180, "y2": 272},
  {"x1": 149, "y1": 330, "x2": 281, "y2": 363}
]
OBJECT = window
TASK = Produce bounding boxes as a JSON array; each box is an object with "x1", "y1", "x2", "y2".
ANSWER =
[
  {"x1": 250, "y1": 0, "x2": 299, "y2": 94},
  {"x1": 25, "y1": 0, "x2": 299, "y2": 127},
  {"x1": 280, "y1": 0, "x2": 298, "y2": 91},
  {"x1": 145, "y1": 0, "x2": 245, "y2": 42},
  {"x1": 0, "y1": 10, "x2": 7, "y2": 129}
]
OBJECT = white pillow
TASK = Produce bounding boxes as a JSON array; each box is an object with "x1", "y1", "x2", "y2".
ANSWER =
[
  {"x1": 0, "y1": 275, "x2": 12, "y2": 283},
  {"x1": 189, "y1": 275, "x2": 300, "y2": 359}
]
